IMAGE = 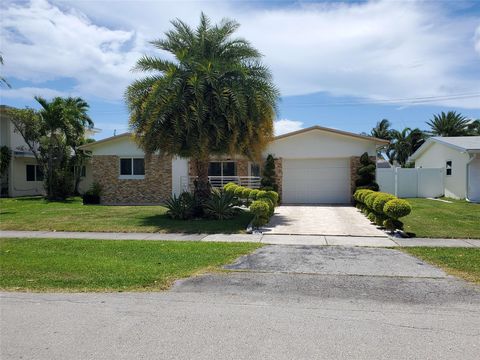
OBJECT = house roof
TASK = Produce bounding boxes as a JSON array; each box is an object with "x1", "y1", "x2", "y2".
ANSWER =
[
  {"x1": 79, "y1": 124, "x2": 389, "y2": 151},
  {"x1": 409, "y1": 136, "x2": 480, "y2": 161},
  {"x1": 274, "y1": 125, "x2": 389, "y2": 144}
]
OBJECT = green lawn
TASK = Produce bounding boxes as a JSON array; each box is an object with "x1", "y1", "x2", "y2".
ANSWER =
[
  {"x1": 0, "y1": 197, "x2": 252, "y2": 233},
  {"x1": 402, "y1": 198, "x2": 480, "y2": 239},
  {"x1": 404, "y1": 247, "x2": 480, "y2": 284},
  {"x1": 0, "y1": 238, "x2": 261, "y2": 291}
]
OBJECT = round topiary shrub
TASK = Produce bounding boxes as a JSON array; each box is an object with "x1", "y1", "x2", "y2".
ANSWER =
[
  {"x1": 224, "y1": 182, "x2": 237, "y2": 192},
  {"x1": 234, "y1": 186, "x2": 246, "y2": 198},
  {"x1": 258, "y1": 197, "x2": 275, "y2": 216},
  {"x1": 357, "y1": 189, "x2": 374, "y2": 204},
  {"x1": 364, "y1": 192, "x2": 380, "y2": 210},
  {"x1": 242, "y1": 187, "x2": 252, "y2": 199},
  {"x1": 264, "y1": 190, "x2": 279, "y2": 206},
  {"x1": 372, "y1": 193, "x2": 396, "y2": 214},
  {"x1": 250, "y1": 189, "x2": 259, "y2": 199},
  {"x1": 367, "y1": 212, "x2": 376, "y2": 223},
  {"x1": 384, "y1": 199, "x2": 412, "y2": 219},
  {"x1": 256, "y1": 190, "x2": 267, "y2": 199},
  {"x1": 374, "y1": 213, "x2": 388, "y2": 227},
  {"x1": 249, "y1": 200, "x2": 270, "y2": 227}
]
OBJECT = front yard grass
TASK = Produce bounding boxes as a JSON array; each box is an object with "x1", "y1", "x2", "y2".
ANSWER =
[
  {"x1": 403, "y1": 247, "x2": 480, "y2": 284},
  {"x1": 0, "y1": 238, "x2": 261, "y2": 291},
  {"x1": 0, "y1": 197, "x2": 253, "y2": 233},
  {"x1": 402, "y1": 198, "x2": 480, "y2": 239}
]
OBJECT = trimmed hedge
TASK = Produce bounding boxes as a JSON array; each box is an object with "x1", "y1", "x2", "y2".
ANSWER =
[{"x1": 353, "y1": 189, "x2": 412, "y2": 233}]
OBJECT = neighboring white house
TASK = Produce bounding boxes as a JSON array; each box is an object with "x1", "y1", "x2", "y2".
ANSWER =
[
  {"x1": 0, "y1": 106, "x2": 97, "y2": 197},
  {"x1": 79, "y1": 126, "x2": 388, "y2": 205},
  {"x1": 408, "y1": 136, "x2": 480, "y2": 202}
]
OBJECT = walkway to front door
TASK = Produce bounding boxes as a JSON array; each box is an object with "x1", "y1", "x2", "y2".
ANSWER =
[{"x1": 262, "y1": 205, "x2": 386, "y2": 237}]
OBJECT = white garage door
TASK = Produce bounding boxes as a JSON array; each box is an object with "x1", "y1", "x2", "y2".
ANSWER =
[{"x1": 282, "y1": 158, "x2": 351, "y2": 204}]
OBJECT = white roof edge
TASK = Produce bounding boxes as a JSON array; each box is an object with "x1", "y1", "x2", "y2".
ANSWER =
[
  {"x1": 79, "y1": 132, "x2": 132, "y2": 150},
  {"x1": 408, "y1": 136, "x2": 480, "y2": 163}
]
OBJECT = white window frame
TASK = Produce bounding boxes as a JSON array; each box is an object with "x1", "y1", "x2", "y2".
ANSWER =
[{"x1": 119, "y1": 157, "x2": 145, "y2": 180}]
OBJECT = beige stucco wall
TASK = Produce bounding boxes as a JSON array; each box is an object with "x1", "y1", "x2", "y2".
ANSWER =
[
  {"x1": 415, "y1": 142, "x2": 469, "y2": 199},
  {"x1": 9, "y1": 157, "x2": 44, "y2": 197},
  {"x1": 265, "y1": 129, "x2": 377, "y2": 159}
]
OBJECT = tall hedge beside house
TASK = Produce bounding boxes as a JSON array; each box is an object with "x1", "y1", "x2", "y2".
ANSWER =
[
  {"x1": 355, "y1": 152, "x2": 379, "y2": 191},
  {"x1": 261, "y1": 154, "x2": 278, "y2": 192}
]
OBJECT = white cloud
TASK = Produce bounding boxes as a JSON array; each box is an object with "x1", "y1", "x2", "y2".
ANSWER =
[
  {"x1": 1, "y1": 0, "x2": 479, "y2": 109},
  {"x1": 0, "y1": 86, "x2": 67, "y2": 100},
  {"x1": 274, "y1": 119, "x2": 303, "y2": 136}
]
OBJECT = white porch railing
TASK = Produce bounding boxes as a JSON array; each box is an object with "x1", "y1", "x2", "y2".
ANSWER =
[{"x1": 180, "y1": 176, "x2": 261, "y2": 193}]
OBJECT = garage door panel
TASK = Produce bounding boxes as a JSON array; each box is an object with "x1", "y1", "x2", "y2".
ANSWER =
[{"x1": 283, "y1": 158, "x2": 350, "y2": 204}]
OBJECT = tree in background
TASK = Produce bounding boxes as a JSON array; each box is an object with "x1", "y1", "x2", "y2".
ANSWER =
[
  {"x1": 370, "y1": 119, "x2": 392, "y2": 140},
  {"x1": 7, "y1": 97, "x2": 93, "y2": 200},
  {"x1": 387, "y1": 128, "x2": 426, "y2": 167},
  {"x1": 466, "y1": 119, "x2": 480, "y2": 135},
  {"x1": 427, "y1": 111, "x2": 470, "y2": 136},
  {"x1": 126, "y1": 13, "x2": 279, "y2": 201},
  {"x1": 260, "y1": 154, "x2": 278, "y2": 191}
]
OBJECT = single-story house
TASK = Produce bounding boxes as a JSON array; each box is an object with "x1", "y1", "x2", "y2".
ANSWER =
[
  {"x1": 408, "y1": 136, "x2": 480, "y2": 202},
  {"x1": 79, "y1": 125, "x2": 388, "y2": 205}
]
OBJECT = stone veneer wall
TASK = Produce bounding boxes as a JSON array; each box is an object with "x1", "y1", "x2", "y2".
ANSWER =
[
  {"x1": 273, "y1": 157, "x2": 283, "y2": 200},
  {"x1": 350, "y1": 156, "x2": 377, "y2": 200},
  {"x1": 92, "y1": 155, "x2": 172, "y2": 205}
]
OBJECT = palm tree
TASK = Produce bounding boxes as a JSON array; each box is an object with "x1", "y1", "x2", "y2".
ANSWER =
[
  {"x1": 35, "y1": 96, "x2": 93, "y2": 199},
  {"x1": 466, "y1": 119, "x2": 480, "y2": 135},
  {"x1": 126, "y1": 14, "x2": 279, "y2": 200},
  {"x1": 426, "y1": 111, "x2": 469, "y2": 136},
  {"x1": 371, "y1": 119, "x2": 392, "y2": 140},
  {"x1": 388, "y1": 127, "x2": 426, "y2": 167}
]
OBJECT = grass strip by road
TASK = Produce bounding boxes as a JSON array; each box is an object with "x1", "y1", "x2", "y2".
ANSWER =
[
  {"x1": 403, "y1": 247, "x2": 480, "y2": 284},
  {"x1": 0, "y1": 197, "x2": 253, "y2": 233},
  {"x1": 403, "y1": 198, "x2": 480, "y2": 239},
  {"x1": 0, "y1": 238, "x2": 261, "y2": 292}
]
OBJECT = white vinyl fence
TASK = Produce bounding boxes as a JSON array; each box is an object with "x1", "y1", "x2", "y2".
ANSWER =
[{"x1": 376, "y1": 167, "x2": 444, "y2": 198}]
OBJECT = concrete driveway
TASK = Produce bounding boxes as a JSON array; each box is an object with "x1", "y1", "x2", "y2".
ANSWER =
[
  {"x1": 2, "y1": 245, "x2": 479, "y2": 360},
  {"x1": 262, "y1": 205, "x2": 386, "y2": 236}
]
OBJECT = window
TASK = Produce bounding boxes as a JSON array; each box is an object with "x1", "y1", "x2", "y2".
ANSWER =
[
  {"x1": 26, "y1": 165, "x2": 43, "y2": 182},
  {"x1": 208, "y1": 161, "x2": 236, "y2": 177},
  {"x1": 446, "y1": 160, "x2": 452, "y2": 176},
  {"x1": 250, "y1": 163, "x2": 261, "y2": 177},
  {"x1": 120, "y1": 158, "x2": 145, "y2": 178}
]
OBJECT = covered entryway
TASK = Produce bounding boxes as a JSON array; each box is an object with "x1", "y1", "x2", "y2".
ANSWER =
[{"x1": 282, "y1": 158, "x2": 351, "y2": 204}]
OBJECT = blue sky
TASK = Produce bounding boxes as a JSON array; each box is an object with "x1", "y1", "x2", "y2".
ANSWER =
[{"x1": 1, "y1": 0, "x2": 479, "y2": 139}]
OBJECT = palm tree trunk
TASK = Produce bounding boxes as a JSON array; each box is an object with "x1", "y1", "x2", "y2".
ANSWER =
[{"x1": 193, "y1": 157, "x2": 211, "y2": 202}]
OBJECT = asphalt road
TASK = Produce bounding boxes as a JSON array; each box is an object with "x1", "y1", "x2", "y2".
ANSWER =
[{"x1": 1, "y1": 246, "x2": 480, "y2": 360}]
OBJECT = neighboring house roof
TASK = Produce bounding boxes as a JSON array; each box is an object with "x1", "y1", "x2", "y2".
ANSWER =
[
  {"x1": 409, "y1": 136, "x2": 480, "y2": 161},
  {"x1": 79, "y1": 132, "x2": 132, "y2": 150},
  {"x1": 376, "y1": 159, "x2": 391, "y2": 168},
  {"x1": 274, "y1": 125, "x2": 389, "y2": 144}
]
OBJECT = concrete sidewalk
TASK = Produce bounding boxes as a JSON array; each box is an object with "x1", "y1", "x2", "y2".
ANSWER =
[{"x1": 1, "y1": 230, "x2": 479, "y2": 247}]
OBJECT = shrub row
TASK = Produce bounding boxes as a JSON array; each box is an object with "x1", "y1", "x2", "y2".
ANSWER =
[
  {"x1": 224, "y1": 182, "x2": 279, "y2": 227},
  {"x1": 353, "y1": 189, "x2": 412, "y2": 233}
]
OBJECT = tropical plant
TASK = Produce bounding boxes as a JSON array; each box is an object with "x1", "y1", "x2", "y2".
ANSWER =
[
  {"x1": 467, "y1": 119, "x2": 480, "y2": 135},
  {"x1": 82, "y1": 182, "x2": 102, "y2": 205},
  {"x1": 126, "y1": 14, "x2": 279, "y2": 202},
  {"x1": 426, "y1": 111, "x2": 470, "y2": 136},
  {"x1": 7, "y1": 97, "x2": 93, "y2": 200},
  {"x1": 370, "y1": 119, "x2": 392, "y2": 140},
  {"x1": 387, "y1": 127, "x2": 426, "y2": 167},
  {"x1": 204, "y1": 190, "x2": 236, "y2": 220},
  {"x1": 165, "y1": 192, "x2": 196, "y2": 220},
  {"x1": 260, "y1": 154, "x2": 277, "y2": 191}
]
